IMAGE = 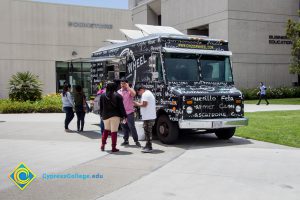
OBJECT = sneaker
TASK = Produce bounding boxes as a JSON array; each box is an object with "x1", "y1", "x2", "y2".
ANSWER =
[
  {"x1": 65, "y1": 129, "x2": 72, "y2": 133},
  {"x1": 135, "y1": 141, "x2": 141, "y2": 148},
  {"x1": 141, "y1": 146, "x2": 153, "y2": 153},
  {"x1": 121, "y1": 141, "x2": 129, "y2": 146}
]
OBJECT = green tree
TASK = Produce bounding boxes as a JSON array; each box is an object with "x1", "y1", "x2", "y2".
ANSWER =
[
  {"x1": 8, "y1": 71, "x2": 43, "y2": 101},
  {"x1": 286, "y1": 10, "x2": 300, "y2": 85}
]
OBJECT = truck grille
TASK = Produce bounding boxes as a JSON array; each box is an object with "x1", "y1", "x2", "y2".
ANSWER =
[{"x1": 182, "y1": 95, "x2": 243, "y2": 119}]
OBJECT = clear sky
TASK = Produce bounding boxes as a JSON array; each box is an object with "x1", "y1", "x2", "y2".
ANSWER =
[{"x1": 30, "y1": 0, "x2": 128, "y2": 9}]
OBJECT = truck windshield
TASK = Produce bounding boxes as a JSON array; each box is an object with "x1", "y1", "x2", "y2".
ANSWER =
[
  {"x1": 164, "y1": 53, "x2": 200, "y2": 82},
  {"x1": 200, "y1": 55, "x2": 233, "y2": 82},
  {"x1": 163, "y1": 53, "x2": 233, "y2": 82}
]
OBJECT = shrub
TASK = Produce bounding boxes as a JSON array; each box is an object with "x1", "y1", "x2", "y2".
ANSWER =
[
  {"x1": 240, "y1": 88, "x2": 259, "y2": 100},
  {"x1": 8, "y1": 71, "x2": 43, "y2": 101},
  {"x1": 0, "y1": 93, "x2": 62, "y2": 113},
  {"x1": 241, "y1": 86, "x2": 300, "y2": 100}
]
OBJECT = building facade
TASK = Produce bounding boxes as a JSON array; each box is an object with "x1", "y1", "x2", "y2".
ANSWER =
[
  {"x1": 129, "y1": 0, "x2": 299, "y2": 89},
  {"x1": 0, "y1": 0, "x2": 132, "y2": 98},
  {"x1": 0, "y1": 0, "x2": 299, "y2": 98}
]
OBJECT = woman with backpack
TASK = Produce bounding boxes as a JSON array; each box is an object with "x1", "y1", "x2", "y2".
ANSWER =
[{"x1": 99, "y1": 82, "x2": 127, "y2": 152}]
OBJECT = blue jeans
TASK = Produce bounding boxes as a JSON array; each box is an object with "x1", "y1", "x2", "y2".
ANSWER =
[
  {"x1": 121, "y1": 113, "x2": 138, "y2": 142},
  {"x1": 64, "y1": 107, "x2": 74, "y2": 129},
  {"x1": 76, "y1": 111, "x2": 86, "y2": 131}
]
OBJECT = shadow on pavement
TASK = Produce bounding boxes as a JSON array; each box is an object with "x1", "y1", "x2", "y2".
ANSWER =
[
  {"x1": 152, "y1": 133, "x2": 252, "y2": 150},
  {"x1": 77, "y1": 130, "x2": 102, "y2": 139},
  {"x1": 149, "y1": 149, "x2": 165, "y2": 154},
  {"x1": 108, "y1": 150, "x2": 133, "y2": 155}
]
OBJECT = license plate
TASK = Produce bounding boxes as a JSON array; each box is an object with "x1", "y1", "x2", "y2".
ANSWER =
[{"x1": 213, "y1": 121, "x2": 223, "y2": 128}]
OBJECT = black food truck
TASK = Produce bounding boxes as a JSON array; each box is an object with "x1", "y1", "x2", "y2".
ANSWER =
[{"x1": 90, "y1": 25, "x2": 248, "y2": 144}]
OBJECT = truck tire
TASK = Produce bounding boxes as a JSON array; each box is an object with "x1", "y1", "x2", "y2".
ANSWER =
[
  {"x1": 215, "y1": 128, "x2": 236, "y2": 140},
  {"x1": 156, "y1": 115, "x2": 179, "y2": 144}
]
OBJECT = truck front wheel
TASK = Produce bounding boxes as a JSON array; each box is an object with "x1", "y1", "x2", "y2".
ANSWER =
[
  {"x1": 215, "y1": 128, "x2": 236, "y2": 139},
  {"x1": 156, "y1": 115, "x2": 179, "y2": 144}
]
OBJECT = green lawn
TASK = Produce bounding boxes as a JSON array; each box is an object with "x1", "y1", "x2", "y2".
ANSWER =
[
  {"x1": 245, "y1": 98, "x2": 300, "y2": 105},
  {"x1": 236, "y1": 110, "x2": 300, "y2": 148}
]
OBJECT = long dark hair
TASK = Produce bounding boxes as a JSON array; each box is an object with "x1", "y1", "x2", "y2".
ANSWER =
[
  {"x1": 62, "y1": 84, "x2": 71, "y2": 97},
  {"x1": 75, "y1": 85, "x2": 83, "y2": 93},
  {"x1": 105, "y1": 82, "x2": 118, "y2": 107},
  {"x1": 105, "y1": 82, "x2": 117, "y2": 99}
]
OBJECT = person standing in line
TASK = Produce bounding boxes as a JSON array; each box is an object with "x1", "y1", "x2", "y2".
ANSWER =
[
  {"x1": 94, "y1": 83, "x2": 106, "y2": 135},
  {"x1": 134, "y1": 85, "x2": 156, "y2": 153},
  {"x1": 257, "y1": 82, "x2": 269, "y2": 105},
  {"x1": 74, "y1": 85, "x2": 86, "y2": 132},
  {"x1": 61, "y1": 84, "x2": 74, "y2": 132},
  {"x1": 100, "y1": 82, "x2": 127, "y2": 152},
  {"x1": 118, "y1": 79, "x2": 141, "y2": 147}
]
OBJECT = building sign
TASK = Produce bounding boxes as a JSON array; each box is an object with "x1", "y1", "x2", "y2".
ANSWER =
[
  {"x1": 269, "y1": 35, "x2": 292, "y2": 45},
  {"x1": 68, "y1": 21, "x2": 113, "y2": 29}
]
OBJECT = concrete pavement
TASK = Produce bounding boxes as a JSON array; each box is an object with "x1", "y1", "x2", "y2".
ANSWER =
[{"x1": 0, "y1": 104, "x2": 299, "y2": 200}]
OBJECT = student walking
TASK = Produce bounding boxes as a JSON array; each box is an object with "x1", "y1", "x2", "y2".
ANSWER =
[
  {"x1": 74, "y1": 85, "x2": 86, "y2": 132},
  {"x1": 134, "y1": 85, "x2": 156, "y2": 153},
  {"x1": 118, "y1": 79, "x2": 141, "y2": 147},
  {"x1": 61, "y1": 84, "x2": 74, "y2": 132},
  {"x1": 100, "y1": 82, "x2": 127, "y2": 152},
  {"x1": 257, "y1": 82, "x2": 269, "y2": 105}
]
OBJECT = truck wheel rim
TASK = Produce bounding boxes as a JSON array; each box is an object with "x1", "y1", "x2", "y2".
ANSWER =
[{"x1": 159, "y1": 123, "x2": 169, "y2": 136}]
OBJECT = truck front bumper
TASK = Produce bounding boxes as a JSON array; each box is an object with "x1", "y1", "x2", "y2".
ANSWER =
[{"x1": 178, "y1": 118, "x2": 248, "y2": 129}]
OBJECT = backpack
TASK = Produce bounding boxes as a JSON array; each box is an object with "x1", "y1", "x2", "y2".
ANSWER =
[{"x1": 93, "y1": 95, "x2": 101, "y2": 114}]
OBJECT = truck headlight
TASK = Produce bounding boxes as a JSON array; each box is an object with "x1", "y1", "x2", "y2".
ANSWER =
[
  {"x1": 186, "y1": 106, "x2": 193, "y2": 114},
  {"x1": 235, "y1": 105, "x2": 241, "y2": 113}
]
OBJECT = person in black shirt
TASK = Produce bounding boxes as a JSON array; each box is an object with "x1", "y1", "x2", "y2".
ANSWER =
[{"x1": 100, "y1": 82, "x2": 127, "y2": 152}]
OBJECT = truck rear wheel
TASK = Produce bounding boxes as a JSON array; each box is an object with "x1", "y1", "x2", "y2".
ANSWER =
[
  {"x1": 156, "y1": 115, "x2": 179, "y2": 144},
  {"x1": 215, "y1": 128, "x2": 236, "y2": 139}
]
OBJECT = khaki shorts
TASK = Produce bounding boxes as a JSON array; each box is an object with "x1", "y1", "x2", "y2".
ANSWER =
[{"x1": 103, "y1": 117, "x2": 120, "y2": 132}]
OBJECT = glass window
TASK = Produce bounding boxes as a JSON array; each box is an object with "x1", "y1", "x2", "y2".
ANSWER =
[
  {"x1": 156, "y1": 54, "x2": 163, "y2": 80},
  {"x1": 82, "y1": 63, "x2": 91, "y2": 72},
  {"x1": 56, "y1": 61, "x2": 93, "y2": 98},
  {"x1": 56, "y1": 62, "x2": 68, "y2": 93},
  {"x1": 200, "y1": 55, "x2": 233, "y2": 82},
  {"x1": 164, "y1": 53, "x2": 200, "y2": 82}
]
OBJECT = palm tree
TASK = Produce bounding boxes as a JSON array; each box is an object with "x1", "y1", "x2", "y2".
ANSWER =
[{"x1": 8, "y1": 71, "x2": 43, "y2": 101}]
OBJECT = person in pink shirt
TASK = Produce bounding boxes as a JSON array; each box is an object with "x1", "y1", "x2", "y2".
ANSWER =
[{"x1": 118, "y1": 79, "x2": 141, "y2": 147}]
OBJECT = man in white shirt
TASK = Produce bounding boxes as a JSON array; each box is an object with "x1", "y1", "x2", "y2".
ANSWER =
[{"x1": 134, "y1": 85, "x2": 156, "y2": 153}]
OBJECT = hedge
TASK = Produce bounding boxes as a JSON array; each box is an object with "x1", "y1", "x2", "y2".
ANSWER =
[
  {"x1": 240, "y1": 86, "x2": 300, "y2": 100},
  {"x1": 1, "y1": 87, "x2": 300, "y2": 113},
  {"x1": 0, "y1": 93, "x2": 63, "y2": 113}
]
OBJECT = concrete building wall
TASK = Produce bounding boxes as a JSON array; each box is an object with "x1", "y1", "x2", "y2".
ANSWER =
[
  {"x1": 132, "y1": 4, "x2": 148, "y2": 25},
  {"x1": 132, "y1": 0, "x2": 299, "y2": 89},
  {"x1": 228, "y1": 0, "x2": 299, "y2": 88},
  {"x1": 0, "y1": 0, "x2": 132, "y2": 98},
  {"x1": 161, "y1": 0, "x2": 229, "y2": 39}
]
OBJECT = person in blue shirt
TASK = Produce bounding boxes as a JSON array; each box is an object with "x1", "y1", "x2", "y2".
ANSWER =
[{"x1": 257, "y1": 82, "x2": 269, "y2": 105}]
